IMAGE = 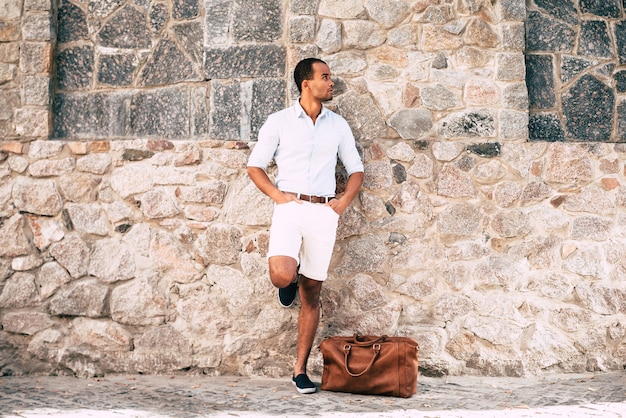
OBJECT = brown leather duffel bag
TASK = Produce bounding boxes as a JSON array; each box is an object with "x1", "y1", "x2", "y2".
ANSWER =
[{"x1": 320, "y1": 334, "x2": 419, "y2": 398}]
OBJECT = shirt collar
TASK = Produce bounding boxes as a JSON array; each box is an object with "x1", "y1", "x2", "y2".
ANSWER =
[{"x1": 294, "y1": 99, "x2": 328, "y2": 120}]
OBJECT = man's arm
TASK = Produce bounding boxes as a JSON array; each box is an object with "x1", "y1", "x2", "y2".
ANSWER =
[
  {"x1": 247, "y1": 166, "x2": 296, "y2": 205},
  {"x1": 328, "y1": 171, "x2": 364, "y2": 215}
]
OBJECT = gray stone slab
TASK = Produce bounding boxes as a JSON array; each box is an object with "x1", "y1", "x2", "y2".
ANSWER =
[
  {"x1": 533, "y1": 0, "x2": 579, "y2": 25},
  {"x1": 205, "y1": 45, "x2": 286, "y2": 78},
  {"x1": 96, "y1": 4, "x2": 151, "y2": 49},
  {"x1": 529, "y1": 113, "x2": 565, "y2": 142},
  {"x1": 209, "y1": 81, "x2": 241, "y2": 140},
  {"x1": 526, "y1": 10, "x2": 576, "y2": 53},
  {"x1": 173, "y1": 0, "x2": 199, "y2": 19},
  {"x1": 232, "y1": 0, "x2": 282, "y2": 42},
  {"x1": 129, "y1": 87, "x2": 190, "y2": 138},
  {"x1": 55, "y1": 45, "x2": 94, "y2": 91},
  {"x1": 526, "y1": 54, "x2": 556, "y2": 110},
  {"x1": 139, "y1": 38, "x2": 199, "y2": 86},
  {"x1": 52, "y1": 92, "x2": 112, "y2": 138},
  {"x1": 57, "y1": 1, "x2": 89, "y2": 44},
  {"x1": 97, "y1": 53, "x2": 137, "y2": 87},
  {"x1": 250, "y1": 78, "x2": 285, "y2": 139},
  {"x1": 563, "y1": 74, "x2": 614, "y2": 141},
  {"x1": 579, "y1": 0, "x2": 621, "y2": 18},
  {"x1": 577, "y1": 20, "x2": 614, "y2": 59}
]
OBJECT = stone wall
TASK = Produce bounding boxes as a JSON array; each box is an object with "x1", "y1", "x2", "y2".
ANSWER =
[
  {"x1": 526, "y1": 0, "x2": 626, "y2": 141},
  {"x1": 1, "y1": 0, "x2": 626, "y2": 378}
]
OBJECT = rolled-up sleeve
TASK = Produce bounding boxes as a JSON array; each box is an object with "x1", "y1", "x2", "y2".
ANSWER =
[
  {"x1": 337, "y1": 121, "x2": 364, "y2": 176},
  {"x1": 247, "y1": 115, "x2": 279, "y2": 169}
]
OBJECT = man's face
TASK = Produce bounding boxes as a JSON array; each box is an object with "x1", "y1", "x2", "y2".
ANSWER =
[{"x1": 307, "y1": 62, "x2": 334, "y2": 102}]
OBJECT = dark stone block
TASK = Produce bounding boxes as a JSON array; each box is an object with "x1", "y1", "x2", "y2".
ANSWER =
[
  {"x1": 149, "y1": 2, "x2": 169, "y2": 36},
  {"x1": 529, "y1": 113, "x2": 565, "y2": 141},
  {"x1": 173, "y1": 22, "x2": 203, "y2": 65},
  {"x1": 615, "y1": 20, "x2": 626, "y2": 64},
  {"x1": 577, "y1": 20, "x2": 614, "y2": 59},
  {"x1": 534, "y1": 0, "x2": 579, "y2": 25},
  {"x1": 615, "y1": 71, "x2": 626, "y2": 93},
  {"x1": 205, "y1": 45, "x2": 286, "y2": 78},
  {"x1": 57, "y1": 1, "x2": 89, "y2": 43},
  {"x1": 561, "y1": 55, "x2": 595, "y2": 83},
  {"x1": 385, "y1": 202, "x2": 396, "y2": 216},
  {"x1": 232, "y1": 0, "x2": 282, "y2": 42},
  {"x1": 209, "y1": 79, "x2": 285, "y2": 141},
  {"x1": 392, "y1": 162, "x2": 407, "y2": 183},
  {"x1": 98, "y1": 53, "x2": 137, "y2": 86},
  {"x1": 97, "y1": 5, "x2": 151, "y2": 49},
  {"x1": 526, "y1": 10, "x2": 576, "y2": 52},
  {"x1": 579, "y1": 0, "x2": 621, "y2": 18},
  {"x1": 173, "y1": 0, "x2": 199, "y2": 19},
  {"x1": 139, "y1": 38, "x2": 198, "y2": 86},
  {"x1": 432, "y1": 53, "x2": 447, "y2": 69},
  {"x1": 563, "y1": 74, "x2": 614, "y2": 141},
  {"x1": 129, "y1": 88, "x2": 190, "y2": 138},
  {"x1": 122, "y1": 149, "x2": 154, "y2": 161},
  {"x1": 617, "y1": 100, "x2": 626, "y2": 141},
  {"x1": 467, "y1": 142, "x2": 501, "y2": 158},
  {"x1": 413, "y1": 140, "x2": 430, "y2": 150},
  {"x1": 56, "y1": 45, "x2": 94, "y2": 91},
  {"x1": 205, "y1": 0, "x2": 231, "y2": 42},
  {"x1": 526, "y1": 54, "x2": 556, "y2": 110},
  {"x1": 440, "y1": 111, "x2": 495, "y2": 138},
  {"x1": 53, "y1": 92, "x2": 112, "y2": 138},
  {"x1": 250, "y1": 79, "x2": 286, "y2": 139},
  {"x1": 209, "y1": 82, "x2": 241, "y2": 140},
  {"x1": 115, "y1": 224, "x2": 132, "y2": 234}
]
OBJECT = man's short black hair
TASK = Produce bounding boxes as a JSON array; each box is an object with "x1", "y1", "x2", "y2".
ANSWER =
[{"x1": 294, "y1": 58, "x2": 327, "y2": 94}]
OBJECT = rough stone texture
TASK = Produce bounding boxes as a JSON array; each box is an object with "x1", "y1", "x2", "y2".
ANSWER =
[{"x1": 2, "y1": 0, "x2": 626, "y2": 381}]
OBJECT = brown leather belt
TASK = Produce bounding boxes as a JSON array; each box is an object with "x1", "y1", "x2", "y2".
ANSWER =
[{"x1": 284, "y1": 192, "x2": 334, "y2": 204}]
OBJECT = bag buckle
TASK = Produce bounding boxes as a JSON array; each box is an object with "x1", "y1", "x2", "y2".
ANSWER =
[
  {"x1": 343, "y1": 344, "x2": 351, "y2": 352},
  {"x1": 372, "y1": 343, "x2": 381, "y2": 352}
]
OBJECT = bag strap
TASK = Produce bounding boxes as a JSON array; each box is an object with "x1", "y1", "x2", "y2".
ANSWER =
[{"x1": 342, "y1": 343, "x2": 381, "y2": 377}]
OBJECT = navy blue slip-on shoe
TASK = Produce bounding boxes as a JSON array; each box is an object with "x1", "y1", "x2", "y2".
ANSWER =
[
  {"x1": 292, "y1": 374, "x2": 316, "y2": 394},
  {"x1": 278, "y1": 280, "x2": 298, "y2": 308}
]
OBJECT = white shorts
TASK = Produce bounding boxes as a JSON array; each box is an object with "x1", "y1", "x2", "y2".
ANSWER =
[{"x1": 267, "y1": 201, "x2": 340, "y2": 281}]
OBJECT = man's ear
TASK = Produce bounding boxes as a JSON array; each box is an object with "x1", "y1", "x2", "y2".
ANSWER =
[{"x1": 302, "y1": 79, "x2": 310, "y2": 90}]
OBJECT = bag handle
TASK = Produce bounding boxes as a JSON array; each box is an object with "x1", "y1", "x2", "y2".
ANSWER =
[
  {"x1": 349, "y1": 334, "x2": 387, "y2": 346},
  {"x1": 342, "y1": 343, "x2": 381, "y2": 377}
]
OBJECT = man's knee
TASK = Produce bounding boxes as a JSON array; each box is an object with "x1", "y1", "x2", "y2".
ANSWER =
[
  {"x1": 268, "y1": 256, "x2": 298, "y2": 288},
  {"x1": 270, "y1": 272, "x2": 294, "y2": 289}
]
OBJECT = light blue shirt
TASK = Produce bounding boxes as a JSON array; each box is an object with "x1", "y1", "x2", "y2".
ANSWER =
[{"x1": 247, "y1": 101, "x2": 364, "y2": 197}]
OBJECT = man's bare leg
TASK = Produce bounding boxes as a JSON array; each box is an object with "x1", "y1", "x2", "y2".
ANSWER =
[
  {"x1": 294, "y1": 276, "x2": 322, "y2": 376},
  {"x1": 268, "y1": 255, "x2": 298, "y2": 288}
]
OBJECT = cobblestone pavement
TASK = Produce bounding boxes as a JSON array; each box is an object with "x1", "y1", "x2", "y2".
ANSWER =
[{"x1": 1, "y1": 372, "x2": 626, "y2": 417}]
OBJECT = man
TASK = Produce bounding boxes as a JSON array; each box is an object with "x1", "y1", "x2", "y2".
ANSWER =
[{"x1": 247, "y1": 58, "x2": 364, "y2": 394}]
